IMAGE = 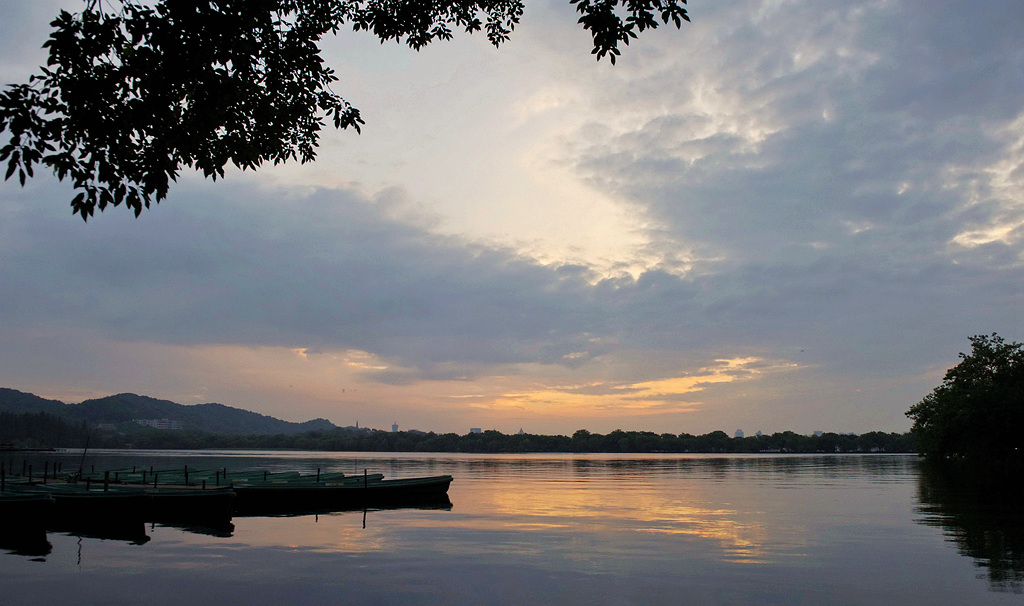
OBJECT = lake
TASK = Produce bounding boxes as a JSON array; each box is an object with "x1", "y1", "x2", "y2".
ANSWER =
[{"x1": 1, "y1": 450, "x2": 1021, "y2": 604}]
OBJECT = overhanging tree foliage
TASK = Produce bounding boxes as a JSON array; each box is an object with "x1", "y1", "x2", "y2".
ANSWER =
[
  {"x1": 0, "y1": 0, "x2": 689, "y2": 219},
  {"x1": 906, "y1": 334, "x2": 1024, "y2": 463}
]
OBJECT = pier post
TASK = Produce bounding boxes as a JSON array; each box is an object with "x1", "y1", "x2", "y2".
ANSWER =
[
  {"x1": 317, "y1": 468, "x2": 321, "y2": 483},
  {"x1": 364, "y1": 468, "x2": 368, "y2": 488},
  {"x1": 104, "y1": 471, "x2": 109, "y2": 492},
  {"x1": 43, "y1": 462, "x2": 48, "y2": 484}
]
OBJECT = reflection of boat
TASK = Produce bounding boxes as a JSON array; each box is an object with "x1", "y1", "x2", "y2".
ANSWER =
[
  {"x1": 0, "y1": 531, "x2": 51, "y2": 557},
  {"x1": 232, "y1": 475, "x2": 455, "y2": 515},
  {"x1": 146, "y1": 486, "x2": 235, "y2": 524},
  {"x1": 0, "y1": 491, "x2": 55, "y2": 528},
  {"x1": 61, "y1": 523, "x2": 151, "y2": 545},
  {"x1": 0, "y1": 492, "x2": 55, "y2": 556},
  {"x1": 155, "y1": 520, "x2": 235, "y2": 538}
]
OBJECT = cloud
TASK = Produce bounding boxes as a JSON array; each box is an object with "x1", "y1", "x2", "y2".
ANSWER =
[{"x1": 552, "y1": 0, "x2": 1024, "y2": 376}]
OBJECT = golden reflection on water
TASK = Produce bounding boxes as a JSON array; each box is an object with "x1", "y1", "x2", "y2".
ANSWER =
[{"x1": 445, "y1": 471, "x2": 811, "y2": 565}]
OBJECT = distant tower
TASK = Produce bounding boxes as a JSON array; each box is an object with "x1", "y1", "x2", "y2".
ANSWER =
[
  {"x1": 392, "y1": 422, "x2": 399, "y2": 433},
  {"x1": 734, "y1": 429, "x2": 744, "y2": 438},
  {"x1": 518, "y1": 428, "x2": 525, "y2": 435}
]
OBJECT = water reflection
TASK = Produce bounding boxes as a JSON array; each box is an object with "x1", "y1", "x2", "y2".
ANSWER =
[
  {"x1": 916, "y1": 462, "x2": 1024, "y2": 593},
  {"x1": 5, "y1": 451, "x2": 1012, "y2": 605},
  {"x1": 156, "y1": 521, "x2": 236, "y2": 538},
  {"x1": 0, "y1": 529, "x2": 51, "y2": 558}
]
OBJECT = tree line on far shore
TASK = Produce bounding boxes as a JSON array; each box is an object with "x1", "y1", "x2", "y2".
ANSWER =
[{"x1": 1, "y1": 411, "x2": 913, "y2": 454}]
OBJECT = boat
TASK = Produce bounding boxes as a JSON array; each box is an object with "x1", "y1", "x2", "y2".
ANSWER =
[
  {"x1": 26, "y1": 467, "x2": 454, "y2": 519},
  {"x1": 232, "y1": 474, "x2": 454, "y2": 515},
  {"x1": 5, "y1": 483, "x2": 149, "y2": 528}
]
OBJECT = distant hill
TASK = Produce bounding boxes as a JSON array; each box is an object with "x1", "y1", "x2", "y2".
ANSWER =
[{"x1": 0, "y1": 388, "x2": 337, "y2": 435}]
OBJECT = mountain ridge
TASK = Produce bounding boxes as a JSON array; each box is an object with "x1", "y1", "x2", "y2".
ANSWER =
[{"x1": 0, "y1": 387, "x2": 337, "y2": 435}]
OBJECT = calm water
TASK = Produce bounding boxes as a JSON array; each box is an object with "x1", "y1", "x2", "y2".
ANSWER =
[{"x1": 1, "y1": 451, "x2": 1021, "y2": 605}]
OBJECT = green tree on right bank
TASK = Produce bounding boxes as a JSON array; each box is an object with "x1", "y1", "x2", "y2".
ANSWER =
[{"x1": 907, "y1": 334, "x2": 1024, "y2": 464}]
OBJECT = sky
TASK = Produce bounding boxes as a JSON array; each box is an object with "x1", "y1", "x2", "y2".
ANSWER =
[{"x1": 0, "y1": 0, "x2": 1021, "y2": 436}]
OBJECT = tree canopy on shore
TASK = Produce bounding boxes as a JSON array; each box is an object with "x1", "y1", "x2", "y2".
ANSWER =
[{"x1": 906, "y1": 334, "x2": 1023, "y2": 464}]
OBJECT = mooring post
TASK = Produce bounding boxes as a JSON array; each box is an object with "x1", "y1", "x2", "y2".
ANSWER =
[
  {"x1": 202, "y1": 479, "x2": 206, "y2": 490},
  {"x1": 154, "y1": 473, "x2": 158, "y2": 489},
  {"x1": 184, "y1": 466, "x2": 189, "y2": 485},
  {"x1": 317, "y1": 468, "x2": 321, "y2": 483},
  {"x1": 28, "y1": 464, "x2": 32, "y2": 484},
  {"x1": 104, "y1": 471, "x2": 109, "y2": 492},
  {"x1": 215, "y1": 470, "x2": 220, "y2": 486},
  {"x1": 142, "y1": 469, "x2": 147, "y2": 483},
  {"x1": 43, "y1": 461, "x2": 48, "y2": 484},
  {"x1": 364, "y1": 468, "x2": 368, "y2": 489}
]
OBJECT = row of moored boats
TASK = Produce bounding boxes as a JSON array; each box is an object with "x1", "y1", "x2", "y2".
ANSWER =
[{"x1": 0, "y1": 466, "x2": 453, "y2": 536}]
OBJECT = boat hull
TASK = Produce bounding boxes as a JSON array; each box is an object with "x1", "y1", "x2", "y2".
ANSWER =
[{"x1": 233, "y1": 475, "x2": 454, "y2": 515}]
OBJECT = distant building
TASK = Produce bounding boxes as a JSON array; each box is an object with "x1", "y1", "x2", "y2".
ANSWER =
[
  {"x1": 734, "y1": 429, "x2": 744, "y2": 438},
  {"x1": 755, "y1": 430, "x2": 763, "y2": 437},
  {"x1": 134, "y1": 418, "x2": 182, "y2": 430},
  {"x1": 95, "y1": 423, "x2": 118, "y2": 432},
  {"x1": 392, "y1": 422, "x2": 399, "y2": 433},
  {"x1": 470, "y1": 428, "x2": 482, "y2": 434},
  {"x1": 813, "y1": 430, "x2": 823, "y2": 437},
  {"x1": 518, "y1": 428, "x2": 525, "y2": 435}
]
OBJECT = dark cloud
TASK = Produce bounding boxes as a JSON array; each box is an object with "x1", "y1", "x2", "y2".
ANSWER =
[{"x1": 0, "y1": 180, "x2": 615, "y2": 378}]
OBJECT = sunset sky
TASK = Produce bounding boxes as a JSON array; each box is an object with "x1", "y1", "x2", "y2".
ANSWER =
[{"x1": 1, "y1": 0, "x2": 1021, "y2": 436}]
